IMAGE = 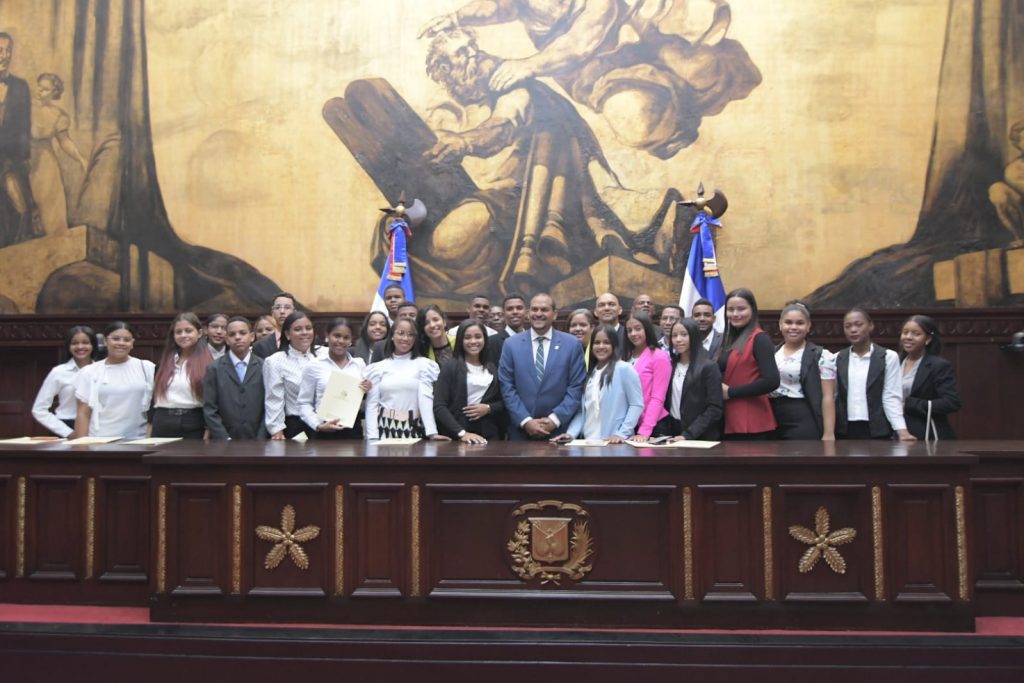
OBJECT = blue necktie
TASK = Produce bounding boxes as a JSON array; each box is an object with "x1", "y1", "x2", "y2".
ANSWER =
[
  {"x1": 535, "y1": 337, "x2": 546, "y2": 385},
  {"x1": 236, "y1": 361, "x2": 246, "y2": 383}
]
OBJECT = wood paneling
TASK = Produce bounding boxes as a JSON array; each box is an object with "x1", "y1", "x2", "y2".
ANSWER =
[
  {"x1": 96, "y1": 476, "x2": 151, "y2": 583},
  {"x1": 887, "y1": 485, "x2": 956, "y2": 604},
  {"x1": 349, "y1": 483, "x2": 406, "y2": 597},
  {"x1": 695, "y1": 485, "x2": 760, "y2": 602},
  {"x1": 26, "y1": 475, "x2": 83, "y2": 581},
  {"x1": 167, "y1": 483, "x2": 228, "y2": 596}
]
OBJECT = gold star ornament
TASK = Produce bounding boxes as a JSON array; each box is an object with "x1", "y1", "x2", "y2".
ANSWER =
[
  {"x1": 255, "y1": 505, "x2": 321, "y2": 570},
  {"x1": 788, "y1": 506, "x2": 857, "y2": 574}
]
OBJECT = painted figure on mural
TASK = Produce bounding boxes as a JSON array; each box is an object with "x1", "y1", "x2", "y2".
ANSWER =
[
  {"x1": 419, "y1": 0, "x2": 761, "y2": 159},
  {"x1": 990, "y1": 119, "x2": 1024, "y2": 248},
  {"x1": 0, "y1": 32, "x2": 43, "y2": 248},
  {"x1": 31, "y1": 73, "x2": 89, "y2": 235}
]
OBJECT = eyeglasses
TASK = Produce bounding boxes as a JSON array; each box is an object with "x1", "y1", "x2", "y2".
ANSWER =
[{"x1": 393, "y1": 331, "x2": 417, "y2": 339}]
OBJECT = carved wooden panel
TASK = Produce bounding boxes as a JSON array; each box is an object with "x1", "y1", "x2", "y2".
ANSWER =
[
  {"x1": 96, "y1": 476, "x2": 151, "y2": 584},
  {"x1": 695, "y1": 485, "x2": 760, "y2": 602},
  {"x1": 971, "y1": 478, "x2": 1024, "y2": 594},
  {"x1": 886, "y1": 484, "x2": 956, "y2": 603},
  {"x1": 423, "y1": 485, "x2": 676, "y2": 597},
  {"x1": 776, "y1": 485, "x2": 871, "y2": 603},
  {"x1": 0, "y1": 475, "x2": 8, "y2": 580},
  {"x1": 26, "y1": 475, "x2": 83, "y2": 581},
  {"x1": 168, "y1": 483, "x2": 228, "y2": 597},
  {"x1": 246, "y1": 483, "x2": 329, "y2": 598},
  {"x1": 349, "y1": 483, "x2": 406, "y2": 597}
]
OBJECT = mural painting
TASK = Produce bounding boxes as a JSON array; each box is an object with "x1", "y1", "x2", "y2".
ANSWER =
[{"x1": 0, "y1": 0, "x2": 1020, "y2": 314}]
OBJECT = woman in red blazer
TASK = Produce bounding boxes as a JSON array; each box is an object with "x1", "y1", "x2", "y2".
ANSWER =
[
  {"x1": 718, "y1": 289, "x2": 780, "y2": 439},
  {"x1": 622, "y1": 312, "x2": 671, "y2": 441}
]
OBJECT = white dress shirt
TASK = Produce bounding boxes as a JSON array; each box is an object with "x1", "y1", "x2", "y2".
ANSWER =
[
  {"x1": 32, "y1": 358, "x2": 89, "y2": 437},
  {"x1": 263, "y1": 346, "x2": 327, "y2": 435},
  {"x1": 297, "y1": 354, "x2": 366, "y2": 430},
  {"x1": 669, "y1": 362, "x2": 689, "y2": 420},
  {"x1": 465, "y1": 362, "x2": 493, "y2": 406},
  {"x1": 845, "y1": 344, "x2": 906, "y2": 431},
  {"x1": 154, "y1": 355, "x2": 203, "y2": 409},
  {"x1": 582, "y1": 373, "x2": 603, "y2": 439}
]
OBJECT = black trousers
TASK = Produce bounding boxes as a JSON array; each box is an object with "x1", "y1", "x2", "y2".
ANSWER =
[
  {"x1": 841, "y1": 420, "x2": 892, "y2": 440},
  {"x1": 151, "y1": 407, "x2": 205, "y2": 439},
  {"x1": 771, "y1": 397, "x2": 821, "y2": 440}
]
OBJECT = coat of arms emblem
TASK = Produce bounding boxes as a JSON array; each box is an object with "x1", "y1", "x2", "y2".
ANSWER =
[{"x1": 506, "y1": 500, "x2": 594, "y2": 585}]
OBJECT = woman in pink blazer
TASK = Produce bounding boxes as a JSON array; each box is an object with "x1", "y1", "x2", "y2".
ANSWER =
[{"x1": 622, "y1": 312, "x2": 672, "y2": 440}]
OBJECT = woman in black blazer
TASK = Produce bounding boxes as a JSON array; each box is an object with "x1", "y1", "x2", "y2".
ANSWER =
[
  {"x1": 433, "y1": 320, "x2": 506, "y2": 443},
  {"x1": 655, "y1": 319, "x2": 723, "y2": 441},
  {"x1": 899, "y1": 315, "x2": 961, "y2": 439}
]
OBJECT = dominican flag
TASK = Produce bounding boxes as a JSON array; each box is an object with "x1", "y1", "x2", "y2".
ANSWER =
[
  {"x1": 678, "y1": 212, "x2": 727, "y2": 333},
  {"x1": 371, "y1": 216, "x2": 415, "y2": 315}
]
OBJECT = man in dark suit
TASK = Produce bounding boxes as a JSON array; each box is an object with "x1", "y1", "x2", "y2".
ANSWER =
[
  {"x1": 498, "y1": 294, "x2": 527, "y2": 339},
  {"x1": 657, "y1": 304, "x2": 683, "y2": 351},
  {"x1": 499, "y1": 293, "x2": 585, "y2": 440},
  {"x1": 252, "y1": 292, "x2": 296, "y2": 359},
  {"x1": 0, "y1": 32, "x2": 41, "y2": 247},
  {"x1": 204, "y1": 317, "x2": 267, "y2": 439},
  {"x1": 690, "y1": 298, "x2": 722, "y2": 360},
  {"x1": 594, "y1": 292, "x2": 626, "y2": 347}
]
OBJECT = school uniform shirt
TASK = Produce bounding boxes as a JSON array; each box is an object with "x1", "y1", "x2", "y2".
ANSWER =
[
  {"x1": 772, "y1": 346, "x2": 836, "y2": 399},
  {"x1": 845, "y1": 344, "x2": 906, "y2": 431},
  {"x1": 207, "y1": 343, "x2": 226, "y2": 360},
  {"x1": 297, "y1": 354, "x2": 366, "y2": 431},
  {"x1": 363, "y1": 354, "x2": 440, "y2": 440},
  {"x1": 263, "y1": 346, "x2": 328, "y2": 435},
  {"x1": 582, "y1": 372, "x2": 603, "y2": 440},
  {"x1": 73, "y1": 358, "x2": 155, "y2": 438},
  {"x1": 669, "y1": 362, "x2": 689, "y2": 421},
  {"x1": 154, "y1": 356, "x2": 203, "y2": 409},
  {"x1": 32, "y1": 358, "x2": 90, "y2": 437}
]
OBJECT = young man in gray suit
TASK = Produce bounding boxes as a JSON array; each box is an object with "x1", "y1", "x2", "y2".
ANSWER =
[{"x1": 204, "y1": 316, "x2": 267, "y2": 439}]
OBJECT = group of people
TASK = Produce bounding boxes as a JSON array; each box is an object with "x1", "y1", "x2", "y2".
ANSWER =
[{"x1": 32, "y1": 283, "x2": 962, "y2": 445}]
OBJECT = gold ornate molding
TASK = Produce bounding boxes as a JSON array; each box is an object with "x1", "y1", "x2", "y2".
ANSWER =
[
  {"x1": 157, "y1": 484, "x2": 166, "y2": 593},
  {"x1": 955, "y1": 486, "x2": 968, "y2": 601},
  {"x1": 16, "y1": 477, "x2": 25, "y2": 578},
  {"x1": 411, "y1": 485, "x2": 421, "y2": 597},
  {"x1": 683, "y1": 487, "x2": 693, "y2": 601},
  {"x1": 85, "y1": 478, "x2": 95, "y2": 580},
  {"x1": 507, "y1": 500, "x2": 593, "y2": 585},
  {"x1": 789, "y1": 506, "x2": 856, "y2": 574},
  {"x1": 232, "y1": 485, "x2": 241, "y2": 594},
  {"x1": 335, "y1": 485, "x2": 344, "y2": 596},
  {"x1": 256, "y1": 505, "x2": 320, "y2": 570},
  {"x1": 872, "y1": 486, "x2": 884, "y2": 600},
  {"x1": 762, "y1": 486, "x2": 774, "y2": 600}
]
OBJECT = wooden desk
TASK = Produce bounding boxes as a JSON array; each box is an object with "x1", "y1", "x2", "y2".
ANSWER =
[{"x1": 3, "y1": 440, "x2": 1023, "y2": 631}]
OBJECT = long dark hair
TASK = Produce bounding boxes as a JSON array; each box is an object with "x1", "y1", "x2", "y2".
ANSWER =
[
  {"x1": 359, "y1": 310, "x2": 390, "y2": 347},
  {"x1": 416, "y1": 304, "x2": 449, "y2": 355},
  {"x1": 453, "y1": 319, "x2": 494, "y2": 372},
  {"x1": 721, "y1": 288, "x2": 761, "y2": 354},
  {"x1": 63, "y1": 325, "x2": 99, "y2": 363},
  {"x1": 154, "y1": 312, "x2": 213, "y2": 401},
  {"x1": 589, "y1": 325, "x2": 620, "y2": 389},
  {"x1": 621, "y1": 311, "x2": 660, "y2": 360},
  {"x1": 278, "y1": 310, "x2": 318, "y2": 354},
  {"x1": 383, "y1": 318, "x2": 421, "y2": 359},
  {"x1": 901, "y1": 314, "x2": 942, "y2": 357},
  {"x1": 669, "y1": 319, "x2": 708, "y2": 370}
]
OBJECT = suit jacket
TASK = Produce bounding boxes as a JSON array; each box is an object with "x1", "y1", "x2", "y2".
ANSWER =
[
  {"x1": 252, "y1": 333, "x2": 279, "y2": 360},
  {"x1": 499, "y1": 329, "x2": 586, "y2": 440},
  {"x1": 662, "y1": 360, "x2": 723, "y2": 440},
  {"x1": 903, "y1": 354, "x2": 960, "y2": 439},
  {"x1": 565, "y1": 361, "x2": 644, "y2": 439},
  {"x1": 433, "y1": 359, "x2": 505, "y2": 439},
  {"x1": 835, "y1": 345, "x2": 891, "y2": 438},
  {"x1": 0, "y1": 75, "x2": 31, "y2": 163},
  {"x1": 704, "y1": 329, "x2": 723, "y2": 361},
  {"x1": 632, "y1": 346, "x2": 672, "y2": 436},
  {"x1": 203, "y1": 354, "x2": 267, "y2": 439}
]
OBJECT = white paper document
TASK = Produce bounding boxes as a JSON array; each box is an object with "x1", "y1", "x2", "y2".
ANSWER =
[
  {"x1": 66, "y1": 436, "x2": 123, "y2": 444},
  {"x1": 121, "y1": 437, "x2": 183, "y2": 445},
  {"x1": 625, "y1": 439, "x2": 720, "y2": 449},
  {"x1": 372, "y1": 438, "x2": 422, "y2": 445},
  {"x1": 316, "y1": 372, "x2": 365, "y2": 428},
  {"x1": 564, "y1": 439, "x2": 609, "y2": 447},
  {"x1": 0, "y1": 436, "x2": 62, "y2": 444}
]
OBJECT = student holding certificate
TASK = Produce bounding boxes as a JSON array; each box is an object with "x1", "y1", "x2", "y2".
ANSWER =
[{"x1": 298, "y1": 318, "x2": 366, "y2": 439}]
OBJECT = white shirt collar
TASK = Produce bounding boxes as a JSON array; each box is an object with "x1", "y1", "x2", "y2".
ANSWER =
[{"x1": 229, "y1": 350, "x2": 251, "y2": 365}]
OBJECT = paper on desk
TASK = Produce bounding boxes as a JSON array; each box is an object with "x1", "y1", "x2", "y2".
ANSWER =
[
  {"x1": 316, "y1": 371, "x2": 365, "y2": 428},
  {"x1": 564, "y1": 439, "x2": 608, "y2": 446},
  {"x1": 67, "y1": 436, "x2": 123, "y2": 444},
  {"x1": 625, "y1": 439, "x2": 719, "y2": 449},
  {"x1": 0, "y1": 436, "x2": 61, "y2": 444},
  {"x1": 291, "y1": 431, "x2": 309, "y2": 443},
  {"x1": 121, "y1": 437, "x2": 183, "y2": 445},
  {"x1": 372, "y1": 438, "x2": 421, "y2": 445}
]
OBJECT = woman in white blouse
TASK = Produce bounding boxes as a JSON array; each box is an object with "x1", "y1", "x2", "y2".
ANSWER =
[
  {"x1": 363, "y1": 318, "x2": 449, "y2": 441},
  {"x1": 73, "y1": 322, "x2": 155, "y2": 439},
  {"x1": 32, "y1": 325, "x2": 98, "y2": 437},
  {"x1": 433, "y1": 320, "x2": 505, "y2": 443},
  {"x1": 298, "y1": 317, "x2": 366, "y2": 439},
  {"x1": 151, "y1": 313, "x2": 213, "y2": 439},
  {"x1": 770, "y1": 301, "x2": 836, "y2": 440},
  {"x1": 553, "y1": 325, "x2": 644, "y2": 444},
  {"x1": 264, "y1": 310, "x2": 326, "y2": 440}
]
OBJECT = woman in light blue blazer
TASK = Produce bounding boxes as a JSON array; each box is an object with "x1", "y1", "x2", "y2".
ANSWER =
[{"x1": 553, "y1": 325, "x2": 644, "y2": 443}]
